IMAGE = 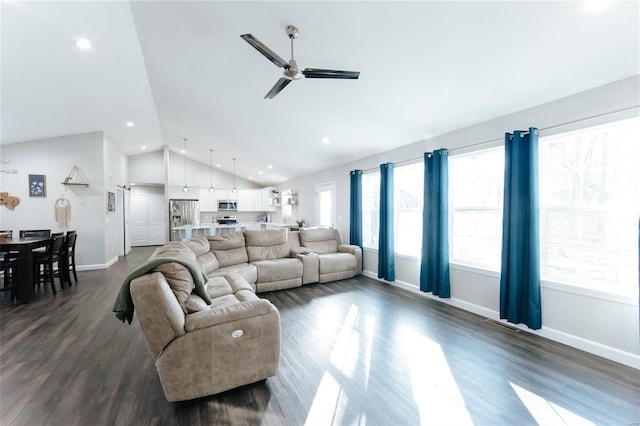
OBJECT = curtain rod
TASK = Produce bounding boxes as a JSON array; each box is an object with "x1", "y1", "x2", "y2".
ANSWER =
[{"x1": 356, "y1": 105, "x2": 639, "y2": 174}]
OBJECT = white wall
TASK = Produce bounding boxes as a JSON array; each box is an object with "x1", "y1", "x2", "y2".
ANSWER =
[
  {"x1": 280, "y1": 75, "x2": 640, "y2": 368},
  {"x1": 0, "y1": 131, "x2": 113, "y2": 269},
  {"x1": 128, "y1": 150, "x2": 164, "y2": 184},
  {"x1": 103, "y1": 134, "x2": 128, "y2": 266},
  {"x1": 129, "y1": 150, "x2": 262, "y2": 191}
]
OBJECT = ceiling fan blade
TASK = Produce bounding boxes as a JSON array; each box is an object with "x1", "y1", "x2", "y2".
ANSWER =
[
  {"x1": 240, "y1": 34, "x2": 288, "y2": 69},
  {"x1": 265, "y1": 78, "x2": 292, "y2": 99},
  {"x1": 302, "y1": 68, "x2": 360, "y2": 79}
]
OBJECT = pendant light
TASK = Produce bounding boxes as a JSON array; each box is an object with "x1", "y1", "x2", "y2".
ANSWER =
[
  {"x1": 182, "y1": 137, "x2": 188, "y2": 193},
  {"x1": 208, "y1": 148, "x2": 215, "y2": 193},
  {"x1": 231, "y1": 158, "x2": 237, "y2": 194}
]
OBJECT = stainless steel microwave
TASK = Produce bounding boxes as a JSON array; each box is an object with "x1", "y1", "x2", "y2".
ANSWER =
[{"x1": 218, "y1": 200, "x2": 237, "y2": 211}]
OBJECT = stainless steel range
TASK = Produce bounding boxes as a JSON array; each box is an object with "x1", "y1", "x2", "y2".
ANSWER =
[{"x1": 216, "y1": 215, "x2": 237, "y2": 224}]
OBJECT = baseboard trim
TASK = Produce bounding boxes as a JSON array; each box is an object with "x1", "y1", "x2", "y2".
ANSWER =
[
  {"x1": 77, "y1": 256, "x2": 118, "y2": 271},
  {"x1": 361, "y1": 270, "x2": 640, "y2": 369}
]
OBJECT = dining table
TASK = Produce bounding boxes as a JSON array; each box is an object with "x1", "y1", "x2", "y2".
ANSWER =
[{"x1": 0, "y1": 236, "x2": 50, "y2": 303}]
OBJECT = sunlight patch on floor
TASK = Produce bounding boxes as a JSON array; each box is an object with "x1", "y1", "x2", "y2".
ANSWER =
[
  {"x1": 400, "y1": 326, "x2": 473, "y2": 426},
  {"x1": 304, "y1": 371, "x2": 348, "y2": 426},
  {"x1": 509, "y1": 382, "x2": 596, "y2": 425},
  {"x1": 304, "y1": 304, "x2": 375, "y2": 425}
]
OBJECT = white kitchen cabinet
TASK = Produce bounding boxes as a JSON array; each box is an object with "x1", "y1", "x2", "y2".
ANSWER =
[
  {"x1": 216, "y1": 189, "x2": 236, "y2": 202},
  {"x1": 237, "y1": 189, "x2": 257, "y2": 212},
  {"x1": 198, "y1": 188, "x2": 218, "y2": 211}
]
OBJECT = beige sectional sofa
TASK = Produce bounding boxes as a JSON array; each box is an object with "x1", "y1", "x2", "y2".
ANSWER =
[{"x1": 122, "y1": 226, "x2": 361, "y2": 402}]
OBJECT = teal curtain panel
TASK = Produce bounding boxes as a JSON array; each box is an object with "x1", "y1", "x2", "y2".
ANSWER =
[
  {"x1": 420, "y1": 149, "x2": 450, "y2": 297},
  {"x1": 378, "y1": 163, "x2": 395, "y2": 281},
  {"x1": 349, "y1": 169, "x2": 363, "y2": 253},
  {"x1": 500, "y1": 128, "x2": 542, "y2": 330}
]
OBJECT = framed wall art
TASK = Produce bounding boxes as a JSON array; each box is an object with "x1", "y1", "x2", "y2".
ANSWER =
[
  {"x1": 29, "y1": 174, "x2": 46, "y2": 197},
  {"x1": 107, "y1": 191, "x2": 116, "y2": 213}
]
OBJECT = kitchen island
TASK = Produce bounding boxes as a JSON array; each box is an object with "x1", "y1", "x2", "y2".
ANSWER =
[{"x1": 171, "y1": 222, "x2": 300, "y2": 241}]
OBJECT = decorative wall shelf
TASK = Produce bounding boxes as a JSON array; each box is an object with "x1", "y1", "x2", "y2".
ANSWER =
[{"x1": 62, "y1": 165, "x2": 89, "y2": 187}]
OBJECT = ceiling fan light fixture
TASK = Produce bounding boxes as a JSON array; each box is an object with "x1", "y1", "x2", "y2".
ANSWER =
[{"x1": 241, "y1": 24, "x2": 360, "y2": 99}]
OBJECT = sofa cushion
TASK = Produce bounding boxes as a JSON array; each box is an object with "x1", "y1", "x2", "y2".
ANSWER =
[
  {"x1": 318, "y1": 252, "x2": 357, "y2": 274},
  {"x1": 207, "y1": 232, "x2": 248, "y2": 267},
  {"x1": 183, "y1": 237, "x2": 210, "y2": 256},
  {"x1": 184, "y1": 294, "x2": 209, "y2": 314},
  {"x1": 253, "y1": 258, "x2": 303, "y2": 283},
  {"x1": 299, "y1": 227, "x2": 338, "y2": 254},
  {"x1": 212, "y1": 247, "x2": 248, "y2": 268},
  {"x1": 148, "y1": 243, "x2": 199, "y2": 305},
  {"x1": 151, "y1": 243, "x2": 197, "y2": 262},
  {"x1": 205, "y1": 273, "x2": 255, "y2": 299},
  {"x1": 152, "y1": 261, "x2": 194, "y2": 305},
  {"x1": 195, "y1": 252, "x2": 219, "y2": 275},
  {"x1": 209, "y1": 264, "x2": 258, "y2": 286},
  {"x1": 244, "y1": 229, "x2": 290, "y2": 262},
  {"x1": 208, "y1": 231, "x2": 245, "y2": 250}
]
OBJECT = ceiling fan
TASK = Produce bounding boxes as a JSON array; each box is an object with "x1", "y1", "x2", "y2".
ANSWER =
[{"x1": 241, "y1": 25, "x2": 360, "y2": 99}]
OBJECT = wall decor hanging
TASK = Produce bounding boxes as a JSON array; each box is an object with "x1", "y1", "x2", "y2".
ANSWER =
[
  {"x1": 29, "y1": 174, "x2": 46, "y2": 197},
  {"x1": 0, "y1": 192, "x2": 20, "y2": 210},
  {"x1": 55, "y1": 196, "x2": 71, "y2": 227},
  {"x1": 107, "y1": 191, "x2": 116, "y2": 213}
]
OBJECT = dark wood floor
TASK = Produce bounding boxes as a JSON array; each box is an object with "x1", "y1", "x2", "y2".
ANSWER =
[{"x1": 1, "y1": 247, "x2": 638, "y2": 425}]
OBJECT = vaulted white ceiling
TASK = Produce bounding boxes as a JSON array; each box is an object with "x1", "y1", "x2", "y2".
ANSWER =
[{"x1": 2, "y1": 1, "x2": 638, "y2": 185}]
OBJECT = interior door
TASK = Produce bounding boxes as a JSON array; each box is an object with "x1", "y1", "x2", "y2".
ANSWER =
[
  {"x1": 315, "y1": 182, "x2": 336, "y2": 227},
  {"x1": 131, "y1": 194, "x2": 166, "y2": 246}
]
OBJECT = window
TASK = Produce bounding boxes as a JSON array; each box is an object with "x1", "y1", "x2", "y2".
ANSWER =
[
  {"x1": 449, "y1": 147, "x2": 504, "y2": 270},
  {"x1": 394, "y1": 162, "x2": 423, "y2": 257},
  {"x1": 362, "y1": 171, "x2": 380, "y2": 249},
  {"x1": 539, "y1": 116, "x2": 640, "y2": 294}
]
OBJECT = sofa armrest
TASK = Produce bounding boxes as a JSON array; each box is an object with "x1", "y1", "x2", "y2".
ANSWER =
[
  {"x1": 184, "y1": 299, "x2": 276, "y2": 332},
  {"x1": 338, "y1": 244, "x2": 362, "y2": 272},
  {"x1": 294, "y1": 252, "x2": 319, "y2": 284}
]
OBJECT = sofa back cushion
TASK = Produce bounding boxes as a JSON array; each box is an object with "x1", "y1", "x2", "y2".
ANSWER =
[
  {"x1": 299, "y1": 227, "x2": 338, "y2": 254},
  {"x1": 288, "y1": 231, "x2": 301, "y2": 251},
  {"x1": 244, "y1": 229, "x2": 290, "y2": 262},
  {"x1": 184, "y1": 237, "x2": 220, "y2": 274},
  {"x1": 183, "y1": 237, "x2": 210, "y2": 256},
  {"x1": 207, "y1": 231, "x2": 248, "y2": 267},
  {"x1": 150, "y1": 243, "x2": 197, "y2": 304}
]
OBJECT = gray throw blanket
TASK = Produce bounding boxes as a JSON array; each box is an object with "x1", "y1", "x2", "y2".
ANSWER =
[{"x1": 113, "y1": 256, "x2": 212, "y2": 324}]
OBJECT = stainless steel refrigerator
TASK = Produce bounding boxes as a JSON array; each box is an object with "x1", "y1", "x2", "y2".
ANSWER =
[{"x1": 169, "y1": 199, "x2": 199, "y2": 241}]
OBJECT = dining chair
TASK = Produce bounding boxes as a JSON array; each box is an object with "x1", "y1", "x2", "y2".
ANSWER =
[
  {"x1": 33, "y1": 233, "x2": 66, "y2": 295},
  {"x1": 19, "y1": 229, "x2": 51, "y2": 238},
  {"x1": 64, "y1": 231, "x2": 78, "y2": 283},
  {"x1": 0, "y1": 256, "x2": 18, "y2": 300}
]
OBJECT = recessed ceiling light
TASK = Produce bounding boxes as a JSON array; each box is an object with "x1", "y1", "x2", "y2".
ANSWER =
[
  {"x1": 180, "y1": 149, "x2": 186, "y2": 154},
  {"x1": 216, "y1": 163, "x2": 222, "y2": 168},
  {"x1": 322, "y1": 137, "x2": 331, "y2": 144},
  {"x1": 141, "y1": 146, "x2": 147, "y2": 150},
  {"x1": 258, "y1": 171, "x2": 263, "y2": 175},
  {"x1": 267, "y1": 164, "x2": 273, "y2": 169},
  {"x1": 248, "y1": 176, "x2": 253, "y2": 180},
  {"x1": 126, "y1": 121, "x2": 135, "y2": 128},
  {"x1": 129, "y1": 182, "x2": 136, "y2": 186},
  {"x1": 74, "y1": 38, "x2": 92, "y2": 49}
]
